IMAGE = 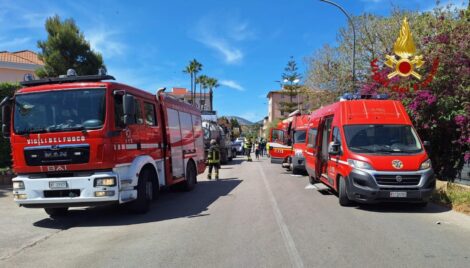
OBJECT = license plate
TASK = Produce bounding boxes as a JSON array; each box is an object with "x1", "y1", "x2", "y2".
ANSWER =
[
  {"x1": 390, "y1": 191, "x2": 407, "y2": 198},
  {"x1": 49, "y1": 181, "x2": 68, "y2": 189}
]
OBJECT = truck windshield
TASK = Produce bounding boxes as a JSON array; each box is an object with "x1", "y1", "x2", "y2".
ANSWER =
[
  {"x1": 14, "y1": 88, "x2": 106, "y2": 134},
  {"x1": 293, "y1": 130, "x2": 306, "y2": 143},
  {"x1": 343, "y1": 124, "x2": 423, "y2": 154}
]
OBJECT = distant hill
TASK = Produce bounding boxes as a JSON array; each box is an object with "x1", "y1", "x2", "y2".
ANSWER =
[{"x1": 224, "y1": 116, "x2": 255, "y2": 126}]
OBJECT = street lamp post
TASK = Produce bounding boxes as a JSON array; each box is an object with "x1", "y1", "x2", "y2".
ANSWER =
[{"x1": 319, "y1": 0, "x2": 356, "y2": 93}]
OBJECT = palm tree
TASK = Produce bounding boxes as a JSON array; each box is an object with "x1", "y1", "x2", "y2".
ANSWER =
[
  {"x1": 195, "y1": 74, "x2": 209, "y2": 110},
  {"x1": 206, "y1": 77, "x2": 219, "y2": 111},
  {"x1": 183, "y1": 59, "x2": 203, "y2": 104}
]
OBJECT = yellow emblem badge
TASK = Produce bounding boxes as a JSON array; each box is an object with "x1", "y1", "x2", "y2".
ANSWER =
[{"x1": 385, "y1": 18, "x2": 424, "y2": 80}]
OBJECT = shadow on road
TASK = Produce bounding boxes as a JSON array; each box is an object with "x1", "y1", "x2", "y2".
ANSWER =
[
  {"x1": 354, "y1": 202, "x2": 451, "y2": 214},
  {"x1": 0, "y1": 187, "x2": 11, "y2": 199},
  {"x1": 33, "y1": 178, "x2": 242, "y2": 229}
]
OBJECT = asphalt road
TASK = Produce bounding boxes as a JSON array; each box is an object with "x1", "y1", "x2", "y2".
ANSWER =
[{"x1": 1, "y1": 156, "x2": 470, "y2": 268}]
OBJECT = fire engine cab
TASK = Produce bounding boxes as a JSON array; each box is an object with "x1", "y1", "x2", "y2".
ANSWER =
[
  {"x1": 1, "y1": 69, "x2": 205, "y2": 217},
  {"x1": 304, "y1": 94, "x2": 435, "y2": 206}
]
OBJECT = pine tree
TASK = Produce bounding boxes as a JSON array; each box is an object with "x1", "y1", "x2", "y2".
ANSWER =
[
  {"x1": 36, "y1": 15, "x2": 104, "y2": 78},
  {"x1": 279, "y1": 57, "x2": 302, "y2": 116}
]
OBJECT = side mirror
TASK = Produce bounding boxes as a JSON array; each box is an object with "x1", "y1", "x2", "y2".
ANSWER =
[
  {"x1": 328, "y1": 141, "x2": 340, "y2": 155},
  {"x1": 1, "y1": 98, "x2": 12, "y2": 138},
  {"x1": 423, "y1": 141, "x2": 431, "y2": 154},
  {"x1": 123, "y1": 95, "x2": 136, "y2": 125}
]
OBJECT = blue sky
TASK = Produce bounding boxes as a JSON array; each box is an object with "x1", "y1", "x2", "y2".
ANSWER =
[{"x1": 0, "y1": 0, "x2": 467, "y2": 122}]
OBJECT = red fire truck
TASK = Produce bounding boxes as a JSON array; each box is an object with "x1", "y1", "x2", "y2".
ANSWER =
[
  {"x1": 285, "y1": 113, "x2": 310, "y2": 174},
  {"x1": 1, "y1": 70, "x2": 206, "y2": 217},
  {"x1": 268, "y1": 111, "x2": 309, "y2": 174},
  {"x1": 303, "y1": 94, "x2": 435, "y2": 206},
  {"x1": 268, "y1": 118, "x2": 291, "y2": 164}
]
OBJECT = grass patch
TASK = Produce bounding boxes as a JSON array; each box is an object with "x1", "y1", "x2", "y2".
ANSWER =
[{"x1": 432, "y1": 181, "x2": 470, "y2": 214}]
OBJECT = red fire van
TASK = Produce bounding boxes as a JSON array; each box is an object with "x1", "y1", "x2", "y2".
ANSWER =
[{"x1": 304, "y1": 95, "x2": 435, "y2": 206}]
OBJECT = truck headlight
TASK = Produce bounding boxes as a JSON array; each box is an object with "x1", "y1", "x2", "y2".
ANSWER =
[
  {"x1": 295, "y1": 149, "x2": 303, "y2": 157},
  {"x1": 13, "y1": 181, "x2": 25, "y2": 190},
  {"x1": 420, "y1": 159, "x2": 432, "y2": 170},
  {"x1": 94, "y1": 177, "x2": 116, "y2": 187},
  {"x1": 347, "y1": 159, "x2": 374, "y2": 170}
]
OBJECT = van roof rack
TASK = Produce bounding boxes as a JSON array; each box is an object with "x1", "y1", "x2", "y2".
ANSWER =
[{"x1": 20, "y1": 68, "x2": 115, "y2": 87}]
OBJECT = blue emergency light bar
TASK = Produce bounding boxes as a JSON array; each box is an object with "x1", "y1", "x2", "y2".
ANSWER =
[{"x1": 340, "y1": 93, "x2": 389, "y2": 101}]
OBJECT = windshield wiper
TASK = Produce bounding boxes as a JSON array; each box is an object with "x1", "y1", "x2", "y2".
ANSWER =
[{"x1": 350, "y1": 146, "x2": 376, "y2": 152}]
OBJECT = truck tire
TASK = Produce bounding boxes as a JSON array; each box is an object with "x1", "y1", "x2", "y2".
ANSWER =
[
  {"x1": 129, "y1": 168, "x2": 153, "y2": 214},
  {"x1": 44, "y1": 207, "x2": 68, "y2": 218},
  {"x1": 338, "y1": 176, "x2": 351, "y2": 206},
  {"x1": 182, "y1": 161, "x2": 197, "y2": 191}
]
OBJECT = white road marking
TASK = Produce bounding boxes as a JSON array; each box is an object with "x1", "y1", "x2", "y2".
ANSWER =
[
  {"x1": 305, "y1": 184, "x2": 318, "y2": 190},
  {"x1": 258, "y1": 165, "x2": 304, "y2": 268}
]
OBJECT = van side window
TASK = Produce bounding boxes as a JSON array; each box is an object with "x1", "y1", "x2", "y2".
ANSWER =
[
  {"x1": 332, "y1": 127, "x2": 342, "y2": 146},
  {"x1": 134, "y1": 98, "x2": 144, "y2": 124},
  {"x1": 308, "y1": 128, "x2": 317, "y2": 148},
  {"x1": 144, "y1": 102, "x2": 157, "y2": 126},
  {"x1": 114, "y1": 94, "x2": 125, "y2": 129}
]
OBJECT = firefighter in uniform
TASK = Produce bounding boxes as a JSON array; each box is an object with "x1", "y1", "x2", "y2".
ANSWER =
[
  {"x1": 244, "y1": 138, "x2": 253, "y2": 162},
  {"x1": 207, "y1": 139, "x2": 220, "y2": 180}
]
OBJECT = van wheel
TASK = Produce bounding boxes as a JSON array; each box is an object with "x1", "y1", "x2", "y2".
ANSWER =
[
  {"x1": 129, "y1": 168, "x2": 152, "y2": 214},
  {"x1": 182, "y1": 162, "x2": 197, "y2": 191},
  {"x1": 44, "y1": 207, "x2": 68, "y2": 218},
  {"x1": 338, "y1": 176, "x2": 351, "y2": 206}
]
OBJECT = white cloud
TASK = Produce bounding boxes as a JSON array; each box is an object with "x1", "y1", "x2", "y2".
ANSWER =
[
  {"x1": 200, "y1": 37, "x2": 243, "y2": 64},
  {"x1": 87, "y1": 29, "x2": 125, "y2": 58},
  {"x1": 220, "y1": 80, "x2": 245, "y2": 91},
  {"x1": 193, "y1": 16, "x2": 255, "y2": 64}
]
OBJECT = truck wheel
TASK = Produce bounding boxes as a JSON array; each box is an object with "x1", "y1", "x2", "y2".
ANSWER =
[
  {"x1": 182, "y1": 161, "x2": 197, "y2": 191},
  {"x1": 338, "y1": 176, "x2": 351, "y2": 206},
  {"x1": 44, "y1": 207, "x2": 69, "y2": 218},
  {"x1": 129, "y1": 168, "x2": 153, "y2": 214}
]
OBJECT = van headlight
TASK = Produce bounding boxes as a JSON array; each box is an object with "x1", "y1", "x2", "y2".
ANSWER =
[
  {"x1": 13, "y1": 181, "x2": 25, "y2": 190},
  {"x1": 347, "y1": 159, "x2": 374, "y2": 170},
  {"x1": 420, "y1": 159, "x2": 432, "y2": 170},
  {"x1": 295, "y1": 149, "x2": 303, "y2": 157},
  {"x1": 94, "y1": 177, "x2": 116, "y2": 187}
]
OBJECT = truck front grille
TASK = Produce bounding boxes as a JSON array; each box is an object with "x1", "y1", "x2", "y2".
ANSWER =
[
  {"x1": 24, "y1": 144, "x2": 90, "y2": 166},
  {"x1": 375, "y1": 175, "x2": 421, "y2": 186}
]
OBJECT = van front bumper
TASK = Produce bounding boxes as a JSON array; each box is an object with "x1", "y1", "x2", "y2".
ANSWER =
[
  {"x1": 292, "y1": 155, "x2": 306, "y2": 171},
  {"x1": 12, "y1": 172, "x2": 120, "y2": 208},
  {"x1": 345, "y1": 168, "x2": 435, "y2": 204}
]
